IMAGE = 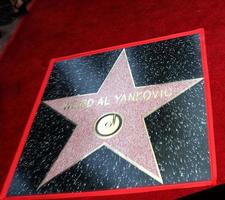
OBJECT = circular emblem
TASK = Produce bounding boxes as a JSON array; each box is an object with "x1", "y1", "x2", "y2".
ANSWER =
[{"x1": 95, "y1": 113, "x2": 122, "y2": 138}]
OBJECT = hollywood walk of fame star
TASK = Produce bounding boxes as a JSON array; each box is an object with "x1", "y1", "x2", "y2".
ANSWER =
[{"x1": 39, "y1": 49, "x2": 202, "y2": 188}]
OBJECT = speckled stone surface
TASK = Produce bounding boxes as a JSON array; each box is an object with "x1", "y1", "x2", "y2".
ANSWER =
[{"x1": 8, "y1": 34, "x2": 211, "y2": 196}]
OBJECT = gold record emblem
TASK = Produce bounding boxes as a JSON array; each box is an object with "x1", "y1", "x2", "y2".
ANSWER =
[{"x1": 95, "y1": 113, "x2": 122, "y2": 138}]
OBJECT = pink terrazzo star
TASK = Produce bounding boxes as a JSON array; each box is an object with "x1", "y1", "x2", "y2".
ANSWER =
[{"x1": 40, "y1": 49, "x2": 202, "y2": 187}]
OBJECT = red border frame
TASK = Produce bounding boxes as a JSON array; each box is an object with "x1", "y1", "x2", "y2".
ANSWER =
[{"x1": 0, "y1": 28, "x2": 217, "y2": 200}]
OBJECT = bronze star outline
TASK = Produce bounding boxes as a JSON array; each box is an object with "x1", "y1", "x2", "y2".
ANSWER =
[{"x1": 38, "y1": 49, "x2": 202, "y2": 188}]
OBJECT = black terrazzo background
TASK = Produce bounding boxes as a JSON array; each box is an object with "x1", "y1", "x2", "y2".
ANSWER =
[{"x1": 8, "y1": 34, "x2": 211, "y2": 196}]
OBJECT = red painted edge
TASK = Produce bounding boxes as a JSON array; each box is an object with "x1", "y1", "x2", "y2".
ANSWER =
[
  {"x1": 198, "y1": 29, "x2": 217, "y2": 185},
  {"x1": 0, "y1": 28, "x2": 217, "y2": 200}
]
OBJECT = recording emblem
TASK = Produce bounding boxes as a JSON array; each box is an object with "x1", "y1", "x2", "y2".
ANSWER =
[{"x1": 95, "y1": 113, "x2": 122, "y2": 138}]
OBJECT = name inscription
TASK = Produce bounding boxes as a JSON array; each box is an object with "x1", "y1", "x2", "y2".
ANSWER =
[{"x1": 64, "y1": 88, "x2": 172, "y2": 110}]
